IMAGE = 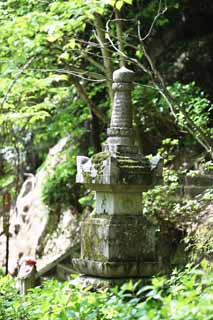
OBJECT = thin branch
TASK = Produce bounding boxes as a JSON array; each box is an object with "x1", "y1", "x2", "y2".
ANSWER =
[
  {"x1": 67, "y1": 70, "x2": 105, "y2": 82},
  {"x1": 83, "y1": 55, "x2": 105, "y2": 73},
  {"x1": 153, "y1": 82, "x2": 176, "y2": 118},
  {"x1": 141, "y1": 42, "x2": 165, "y2": 88},
  {"x1": 30, "y1": 68, "x2": 106, "y2": 82},
  {"x1": 106, "y1": 19, "x2": 152, "y2": 76},
  {"x1": 58, "y1": 62, "x2": 105, "y2": 80},
  {"x1": 74, "y1": 38, "x2": 100, "y2": 48},
  {"x1": 157, "y1": 82, "x2": 212, "y2": 154},
  {"x1": 138, "y1": 0, "x2": 168, "y2": 42},
  {"x1": 136, "y1": 35, "x2": 213, "y2": 158},
  {"x1": 52, "y1": 44, "x2": 107, "y2": 74},
  {"x1": 69, "y1": 41, "x2": 115, "y2": 60},
  {"x1": 0, "y1": 56, "x2": 35, "y2": 110},
  {"x1": 69, "y1": 75, "x2": 107, "y2": 123}
]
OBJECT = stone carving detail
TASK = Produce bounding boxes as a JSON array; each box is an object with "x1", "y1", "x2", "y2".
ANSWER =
[
  {"x1": 74, "y1": 66, "x2": 163, "y2": 281},
  {"x1": 16, "y1": 257, "x2": 37, "y2": 295},
  {"x1": 107, "y1": 66, "x2": 135, "y2": 150}
]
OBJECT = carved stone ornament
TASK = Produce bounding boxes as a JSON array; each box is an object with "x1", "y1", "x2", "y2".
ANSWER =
[{"x1": 73, "y1": 66, "x2": 163, "y2": 282}]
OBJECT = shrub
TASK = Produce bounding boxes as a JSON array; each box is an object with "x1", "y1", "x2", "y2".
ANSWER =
[
  {"x1": 0, "y1": 263, "x2": 212, "y2": 320},
  {"x1": 41, "y1": 151, "x2": 82, "y2": 212}
]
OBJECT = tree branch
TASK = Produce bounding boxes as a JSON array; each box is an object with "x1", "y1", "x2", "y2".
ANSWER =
[
  {"x1": 69, "y1": 75, "x2": 107, "y2": 123},
  {"x1": 93, "y1": 13, "x2": 114, "y2": 103},
  {"x1": 30, "y1": 68, "x2": 105, "y2": 82},
  {"x1": 115, "y1": 9, "x2": 126, "y2": 67},
  {"x1": 83, "y1": 55, "x2": 106, "y2": 73},
  {"x1": 106, "y1": 19, "x2": 152, "y2": 76},
  {"x1": 137, "y1": 0, "x2": 167, "y2": 42},
  {"x1": 0, "y1": 56, "x2": 35, "y2": 111},
  {"x1": 136, "y1": 26, "x2": 213, "y2": 159}
]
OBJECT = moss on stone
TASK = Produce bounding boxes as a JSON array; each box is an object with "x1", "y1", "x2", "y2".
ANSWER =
[
  {"x1": 81, "y1": 219, "x2": 108, "y2": 262},
  {"x1": 117, "y1": 156, "x2": 150, "y2": 171},
  {"x1": 193, "y1": 225, "x2": 213, "y2": 259},
  {"x1": 81, "y1": 216, "x2": 157, "y2": 263},
  {"x1": 91, "y1": 152, "x2": 110, "y2": 175},
  {"x1": 92, "y1": 152, "x2": 110, "y2": 164},
  {"x1": 120, "y1": 165, "x2": 144, "y2": 171}
]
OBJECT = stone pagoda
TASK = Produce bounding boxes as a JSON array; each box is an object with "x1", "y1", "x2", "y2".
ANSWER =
[{"x1": 73, "y1": 66, "x2": 162, "y2": 280}]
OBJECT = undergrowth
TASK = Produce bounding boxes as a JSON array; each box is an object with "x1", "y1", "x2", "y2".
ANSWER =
[{"x1": 0, "y1": 262, "x2": 212, "y2": 320}]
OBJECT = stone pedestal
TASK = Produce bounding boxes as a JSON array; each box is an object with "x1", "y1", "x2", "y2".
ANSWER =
[
  {"x1": 73, "y1": 67, "x2": 162, "y2": 281},
  {"x1": 73, "y1": 214, "x2": 160, "y2": 278}
]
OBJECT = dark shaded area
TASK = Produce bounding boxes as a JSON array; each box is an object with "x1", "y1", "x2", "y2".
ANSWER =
[
  {"x1": 134, "y1": 0, "x2": 213, "y2": 154},
  {"x1": 154, "y1": 0, "x2": 213, "y2": 98}
]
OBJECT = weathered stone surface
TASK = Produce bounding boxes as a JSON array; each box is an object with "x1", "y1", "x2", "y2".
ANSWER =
[
  {"x1": 16, "y1": 257, "x2": 37, "y2": 295},
  {"x1": 184, "y1": 173, "x2": 213, "y2": 198},
  {"x1": 74, "y1": 67, "x2": 163, "y2": 280},
  {"x1": 95, "y1": 192, "x2": 142, "y2": 215},
  {"x1": 56, "y1": 263, "x2": 76, "y2": 281},
  {"x1": 0, "y1": 138, "x2": 80, "y2": 275},
  {"x1": 76, "y1": 67, "x2": 162, "y2": 188},
  {"x1": 70, "y1": 275, "x2": 150, "y2": 290},
  {"x1": 110, "y1": 67, "x2": 134, "y2": 136},
  {"x1": 188, "y1": 204, "x2": 213, "y2": 261},
  {"x1": 185, "y1": 174, "x2": 213, "y2": 186},
  {"x1": 184, "y1": 186, "x2": 212, "y2": 198},
  {"x1": 80, "y1": 215, "x2": 156, "y2": 262},
  {"x1": 72, "y1": 259, "x2": 164, "y2": 278},
  {"x1": 113, "y1": 66, "x2": 135, "y2": 83},
  {"x1": 76, "y1": 152, "x2": 160, "y2": 187}
]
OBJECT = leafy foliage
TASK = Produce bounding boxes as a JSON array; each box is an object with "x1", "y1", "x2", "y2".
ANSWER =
[
  {"x1": 0, "y1": 263, "x2": 213, "y2": 319},
  {"x1": 0, "y1": 0, "x2": 212, "y2": 283},
  {"x1": 133, "y1": 81, "x2": 212, "y2": 153},
  {"x1": 144, "y1": 139, "x2": 213, "y2": 226},
  {"x1": 0, "y1": 0, "x2": 212, "y2": 196},
  {"x1": 41, "y1": 150, "x2": 82, "y2": 212}
]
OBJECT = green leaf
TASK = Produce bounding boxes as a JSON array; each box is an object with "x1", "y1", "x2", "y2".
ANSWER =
[
  {"x1": 46, "y1": 33, "x2": 61, "y2": 42},
  {"x1": 123, "y1": 0, "x2": 133, "y2": 4},
  {"x1": 136, "y1": 49, "x2": 144, "y2": 59},
  {"x1": 59, "y1": 52, "x2": 70, "y2": 61},
  {"x1": 108, "y1": 0, "x2": 116, "y2": 6},
  {"x1": 116, "y1": 1, "x2": 124, "y2": 10}
]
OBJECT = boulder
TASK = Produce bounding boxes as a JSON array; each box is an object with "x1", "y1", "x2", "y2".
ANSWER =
[
  {"x1": 188, "y1": 204, "x2": 213, "y2": 262},
  {"x1": 0, "y1": 137, "x2": 80, "y2": 275}
]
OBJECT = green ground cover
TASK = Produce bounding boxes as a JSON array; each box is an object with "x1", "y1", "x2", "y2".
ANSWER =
[{"x1": 0, "y1": 262, "x2": 212, "y2": 320}]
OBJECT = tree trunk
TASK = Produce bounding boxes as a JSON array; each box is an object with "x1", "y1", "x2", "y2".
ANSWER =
[{"x1": 94, "y1": 13, "x2": 113, "y2": 103}]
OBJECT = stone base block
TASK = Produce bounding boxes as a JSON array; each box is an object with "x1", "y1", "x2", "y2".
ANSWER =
[
  {"x1": 72, "y1": 258, "x2": 165, "y2": 278},
  {"x1": 70, "y1": 275, "x2": 151, "y2": 290},
  {"x1": 184, "y1": 186, "x2": 211, "y2": 198},
  {"x1": 81, "y1": 215, "x2": 157, "y2": 262}
]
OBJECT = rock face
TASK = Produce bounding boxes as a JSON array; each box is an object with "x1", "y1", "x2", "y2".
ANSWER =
[
  {"x1": 0, "y1": 137, "x2": 80, "y2": 275},
  {"x1": 188, "y1": 204, "x2": 213, "y2": 261}
]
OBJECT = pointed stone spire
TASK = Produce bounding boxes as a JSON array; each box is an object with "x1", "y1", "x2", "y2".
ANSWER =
[
  {"x1": 105, "y1": 66, "x2": 136, "y2": 153},
  {"x1": 74, "y1": 67, "x2": 163, "y2": 285}
]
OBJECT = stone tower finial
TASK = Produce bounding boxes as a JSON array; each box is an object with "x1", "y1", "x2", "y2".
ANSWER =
[
  {"x1": 113, "y1": 66, "x2": 135, "y2": 82},
  {"x1": 105, "y1": 66, "x2": 135, "y2": 153}
]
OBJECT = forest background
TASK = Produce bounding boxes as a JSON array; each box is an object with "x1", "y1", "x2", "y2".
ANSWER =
[
  {"x1": 0, "y1": 0, "x2": 212, "y2": 256},
  {"x1": 0, "y1": 1, "x2": 213, "y2": 319}
]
